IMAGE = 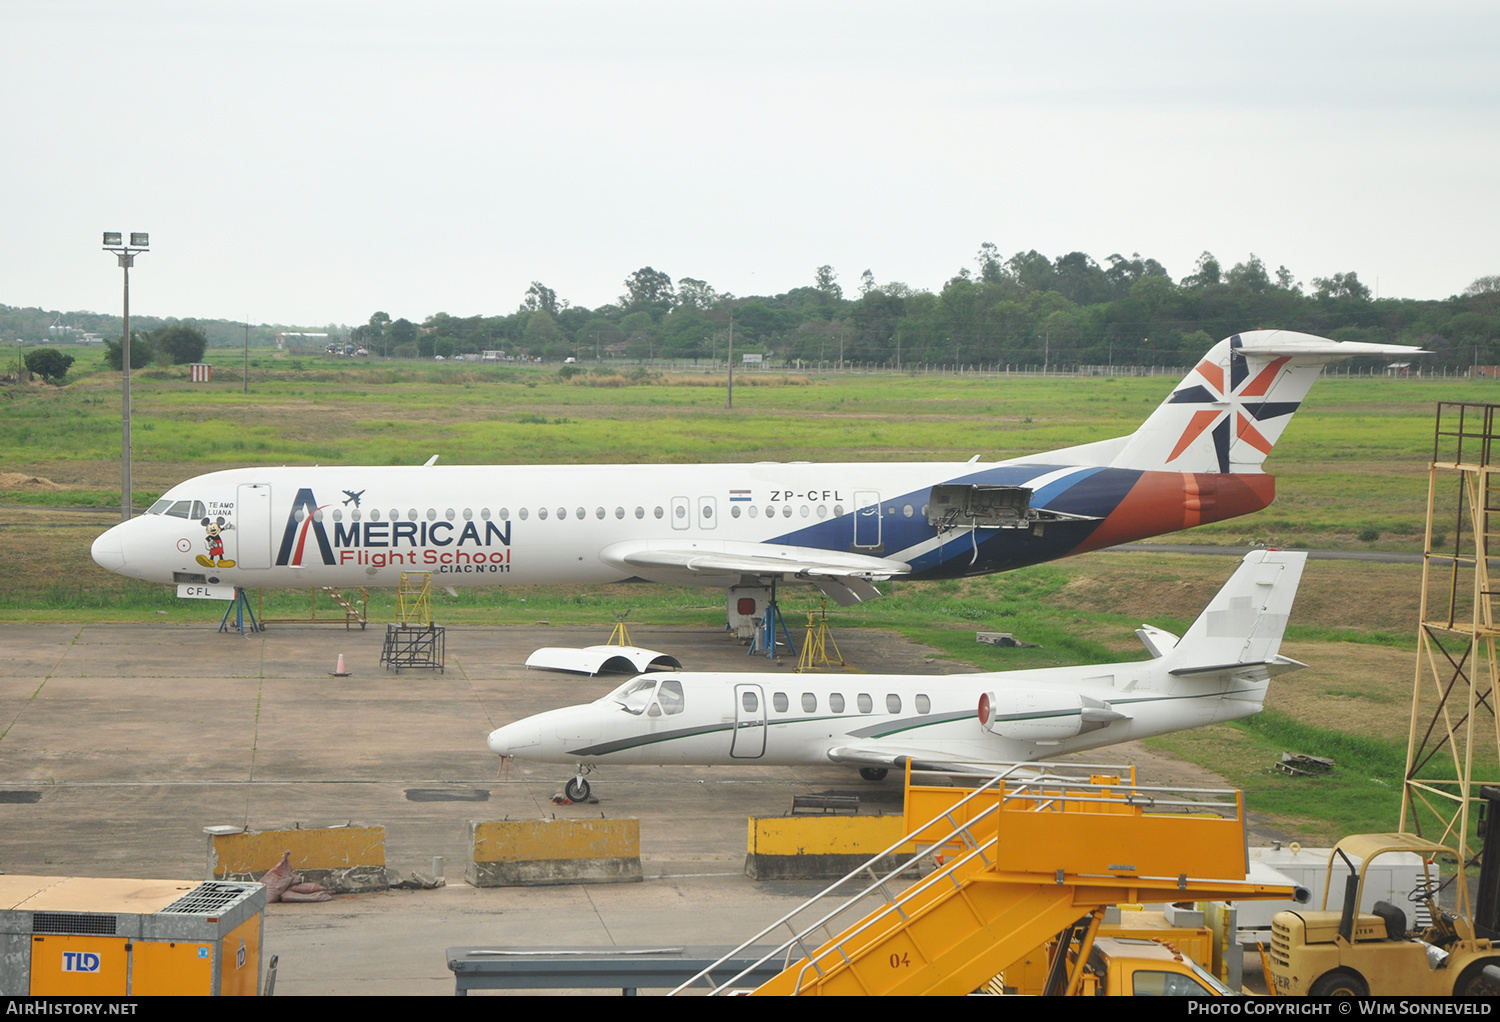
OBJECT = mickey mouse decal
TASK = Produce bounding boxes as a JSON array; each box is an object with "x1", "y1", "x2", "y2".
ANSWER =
[{"x1": 197, "y1": 516, "x2": 236, "y2": 568}]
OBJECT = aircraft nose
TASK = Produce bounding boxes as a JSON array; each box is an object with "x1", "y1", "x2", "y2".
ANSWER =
[
  {"x1": 487, "y1": 721, "x2": 541, "y2": 756},
  {"x1": 91, "y1": 526, "x2": 126, "y2": 572}
]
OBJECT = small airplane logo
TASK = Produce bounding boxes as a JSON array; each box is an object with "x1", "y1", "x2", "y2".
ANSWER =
[{"x1": 341, "y1": 490, "x2": 365, "y2": 507}]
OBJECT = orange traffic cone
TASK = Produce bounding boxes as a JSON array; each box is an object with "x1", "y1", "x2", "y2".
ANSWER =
[{"x1": 331, "y1": 654, "x2": 349, "y2": 677}]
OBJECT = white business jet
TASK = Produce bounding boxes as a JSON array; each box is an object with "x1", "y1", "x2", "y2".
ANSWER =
[
  {"x1": 89, "y1": 331, "x2": 1409, "y2": 629},
  {"x1": 487, "y1": 549, "x2": 1306, "y2": 799}
]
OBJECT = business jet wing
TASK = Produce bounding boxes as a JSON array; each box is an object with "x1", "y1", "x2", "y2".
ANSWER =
[{"x1": 600, "y1": 540, "x2": 911, "y2": 605}]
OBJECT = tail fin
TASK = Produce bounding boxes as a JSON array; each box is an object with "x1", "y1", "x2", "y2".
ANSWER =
[
  {"x1": 1165, "y1": 549, "x2": 1307, "y2": 670},
  {"x1": 1109, "y1": 330, "x2": 1423, "y2": 474}
]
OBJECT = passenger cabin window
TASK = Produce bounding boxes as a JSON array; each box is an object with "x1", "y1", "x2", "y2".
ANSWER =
[
  {"x1": 772, "y1": 692, "x2": 789, "y2": 713},
  {"x1": 830, "y1": 693, "x2": 845, "y2": 713},
  {"x1": 886, "y1": 694, "x2": 902, "y2": 714},
  {"x1": 915, "y1": 694, "x2": 931, "y2": 714},
  {"x1": 801, "y1": 693, "x2": 817, "y2": 713},
  {"x1": 857, "y1": 693, "x2": 873, "y2": 714},
  {"x1": 742, "y1": 690, "x2": 759, "y2": 713}
]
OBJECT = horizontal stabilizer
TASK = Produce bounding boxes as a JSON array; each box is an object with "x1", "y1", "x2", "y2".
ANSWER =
[
  {"x1": 1168, "y1": 655, "x2": 1307, "y2": 680},
  {"x1": 1136, "y1": 624, "x2": 1180, "y2": 659}
]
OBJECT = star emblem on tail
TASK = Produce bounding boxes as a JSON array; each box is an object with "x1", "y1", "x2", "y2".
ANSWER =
[{"x1": 1165, "y1": 335, "x2": 1301, "y2": 473}]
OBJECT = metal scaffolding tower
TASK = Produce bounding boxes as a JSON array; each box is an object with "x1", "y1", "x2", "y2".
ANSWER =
[{"x1": 1402, "y1": 403, "x2": 1500, "y2": 916}]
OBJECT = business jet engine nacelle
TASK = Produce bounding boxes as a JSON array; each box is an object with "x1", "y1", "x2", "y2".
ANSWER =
[{"x1": 977, "y1": 689, "x2": 1129, "y2": 743}]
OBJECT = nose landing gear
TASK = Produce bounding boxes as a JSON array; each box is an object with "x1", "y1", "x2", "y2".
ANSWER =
[{"x1": 563, "y1": 764, "x2": 594, "y2": 802}]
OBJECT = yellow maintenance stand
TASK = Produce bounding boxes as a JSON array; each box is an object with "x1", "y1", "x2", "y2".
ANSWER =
[{"x1": 675, "y1": 762, "x2": 1299, "y2": 996}]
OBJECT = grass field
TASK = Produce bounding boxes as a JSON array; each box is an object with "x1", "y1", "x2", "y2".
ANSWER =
[{"x1": 3, "y1": 349, "x2": 1495, "y2": 841}]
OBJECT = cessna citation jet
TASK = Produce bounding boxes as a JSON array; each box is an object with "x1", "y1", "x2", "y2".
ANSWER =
[
  {"x1": 488, "y1": 549, "x2": 1307, "y2": 799},
  {"x1": 91, "y1": 331, "x2": 1412, "y2": 628}
]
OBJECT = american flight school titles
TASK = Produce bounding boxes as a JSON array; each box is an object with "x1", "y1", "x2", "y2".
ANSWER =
[{"x1": 333, "y1": 518, "x2": 511, "y2": 572}]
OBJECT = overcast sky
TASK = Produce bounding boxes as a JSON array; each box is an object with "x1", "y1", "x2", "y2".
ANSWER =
[{"x1": 5, "y1": 1, "x2": 1496, "y2": 327}]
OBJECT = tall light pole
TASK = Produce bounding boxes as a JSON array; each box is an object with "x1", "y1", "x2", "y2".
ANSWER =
[{"x1": 102, "y1": 232, "x2": 148, "y2": 522}]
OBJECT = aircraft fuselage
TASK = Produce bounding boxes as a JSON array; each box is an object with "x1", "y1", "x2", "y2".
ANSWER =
[{"x1": 91, "y1": 460, "x2": 1274, "y2": 591}]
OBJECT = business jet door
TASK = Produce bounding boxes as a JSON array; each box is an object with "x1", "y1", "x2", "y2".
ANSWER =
[{"x1": 731, "y1": 684, "x2": 766, "y2": 758}]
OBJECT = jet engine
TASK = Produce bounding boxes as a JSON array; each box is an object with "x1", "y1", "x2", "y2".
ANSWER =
[{"x1": 977, "y1": 689, "x2": 1128, "y2": 744}]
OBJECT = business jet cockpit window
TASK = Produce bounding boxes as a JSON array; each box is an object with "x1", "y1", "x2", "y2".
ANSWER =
[
  {"x1": 609, "y1": 678, "x2": 685, "y2": 717},
  {"x1": 610, "y1": 678, "x2": 656, "y2": 714}
]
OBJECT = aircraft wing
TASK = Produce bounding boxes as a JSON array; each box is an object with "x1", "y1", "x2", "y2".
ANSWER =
[
  {"x1": 600, "y1": 540, "x2": 910, "y2": 605},
  {"x1": 825, "y1": 744, "x2": 1023, "y2": 775}
]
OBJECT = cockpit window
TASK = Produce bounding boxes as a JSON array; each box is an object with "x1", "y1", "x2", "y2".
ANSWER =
[
  {"x1": 146, "y1": 499, "x2": 173, "y2": 515},
  {"x1": 164, "y1": 500, "x2": 193, "y2": 519},
  {"x1": 609, "y1": 678, "x2": 657, "y2": 715}
]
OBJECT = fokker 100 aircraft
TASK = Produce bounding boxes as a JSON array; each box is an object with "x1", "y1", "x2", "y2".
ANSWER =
[
  {"x1": 487, "y1": 549, "x2": 1307, "y2": 799},
  {"x1": 90, "y1": 331, "x2": 1409, "y2": 626}
]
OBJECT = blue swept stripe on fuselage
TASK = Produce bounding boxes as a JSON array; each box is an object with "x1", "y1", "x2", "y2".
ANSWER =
[{"x1": 759, "y1": 463, "x2": 1139, "y2": 580}]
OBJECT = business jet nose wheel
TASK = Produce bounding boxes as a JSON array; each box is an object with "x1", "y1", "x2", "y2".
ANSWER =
[
  {"x1": 859, "y1": 768, "x2": 888, "y2": 782},
  {"x1": 564, "y1": 765, "x2": 593, "y2": 802}
]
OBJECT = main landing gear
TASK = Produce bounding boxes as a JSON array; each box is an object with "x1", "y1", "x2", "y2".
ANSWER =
[{"x1": 859, "y1": 767, "x2": 889, "y2": 782}]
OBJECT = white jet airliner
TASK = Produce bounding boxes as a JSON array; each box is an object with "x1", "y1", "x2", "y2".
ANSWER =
[
  {"x1": 487, "y1": 549, "x2": 1307, "y2": 799},
  {"x1": 90, "y1": 331, "x2": 1411, "y2": 627}
]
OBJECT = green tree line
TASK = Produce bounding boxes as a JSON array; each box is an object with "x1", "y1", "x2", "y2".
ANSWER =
[
  {"x1": 358, "y1": 250, "x2": 1500, "y2": 370},
  {"x1": 7, "y1": 248, "x2": 1499, "y2": 370}
]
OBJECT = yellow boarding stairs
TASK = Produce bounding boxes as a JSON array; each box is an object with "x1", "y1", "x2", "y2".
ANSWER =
[{"x1": 673, "y1": 762, "x2": 1299, "y2": 996}]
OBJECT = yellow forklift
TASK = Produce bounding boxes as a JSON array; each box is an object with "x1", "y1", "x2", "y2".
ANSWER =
[{"x1": 1267, "y1": 819, "x2": 1500, "y2": 996}]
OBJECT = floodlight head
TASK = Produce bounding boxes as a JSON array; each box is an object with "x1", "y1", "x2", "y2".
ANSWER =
[
  {"x1": 130, "y1": 233, "x2": 149, "y2": 247},
  {"x1": 103, "y1": 232, "x2": 122, "y2": 246}
]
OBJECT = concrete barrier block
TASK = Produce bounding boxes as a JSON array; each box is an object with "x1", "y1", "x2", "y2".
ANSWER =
[
  {"x1": 208, "y1": 824, "x2": 388, "y2": 893},
  {"x1": 467, "y1": 818, "x2": 642, "y2": 887},
  {"x1": 745, "y1": 815, "x2": 909, "y2": 880}
]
